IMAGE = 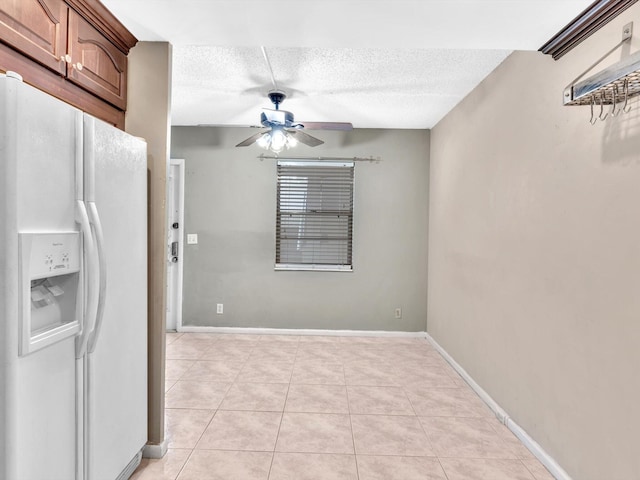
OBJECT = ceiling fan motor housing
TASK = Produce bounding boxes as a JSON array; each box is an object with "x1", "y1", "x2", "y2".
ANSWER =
[
  {"x1": 261, "y1": 109, "x2": 294, "y2": 127},
  {"x1": 234, "y1": 86, "x2": 351, "y2": 148}
]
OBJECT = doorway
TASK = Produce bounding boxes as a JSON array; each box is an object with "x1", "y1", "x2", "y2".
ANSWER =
[{"x1": 166, "y1": 159, "x2": 184, "y2": 331}]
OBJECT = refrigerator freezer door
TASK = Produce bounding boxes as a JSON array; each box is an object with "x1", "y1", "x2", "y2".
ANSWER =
[
  {"x1": 0, "y1": 75, "x2": 79, "y2": 480},
  {"x1": 84, "y1": 115, "x2": 148, "y2": 479}
]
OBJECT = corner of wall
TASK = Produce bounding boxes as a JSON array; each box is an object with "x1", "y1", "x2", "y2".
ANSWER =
[{"x1": 125, "y1": 40, "x2": 173, "y2": 448}]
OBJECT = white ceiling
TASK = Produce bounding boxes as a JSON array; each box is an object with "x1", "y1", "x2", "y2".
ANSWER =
[{"x1": 101, "y1": 0, "x2": 592, "y2": 129}]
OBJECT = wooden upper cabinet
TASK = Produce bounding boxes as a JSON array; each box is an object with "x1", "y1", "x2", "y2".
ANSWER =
[
  {"x1": 67, "y1": 9, "x2": 126, "y2": 109},
  {"x1": 0, "y1": 0, "x2": 136, "y2": 127},
  {"x1": 0, "y1": 0, "x2": 68, "y2": 75}
]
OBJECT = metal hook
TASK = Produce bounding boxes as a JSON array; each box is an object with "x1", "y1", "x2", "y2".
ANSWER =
[
  {"x1": 611, "y1": 84, "x2": 620, "y2": 116},
  {"x1": 623, "y1": 78, "x2": 632, "y2": 113},
  {"x1": 598, "y1": 92, "x2": 609, "y2": 121},
  {"x1": 589, "y1": 95, "x2": 597, "y2": 125}
]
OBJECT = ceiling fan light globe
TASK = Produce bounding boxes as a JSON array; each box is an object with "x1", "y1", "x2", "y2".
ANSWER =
[
  {"x1": 286, "y1": 135, "x2": 298, "y2": 148},
  {"x1": 270, "y1": 129, "x2": 287, "y2": 151},
  {"x1": 257, "y1": 132, "x2": 271, "y2": 149}
]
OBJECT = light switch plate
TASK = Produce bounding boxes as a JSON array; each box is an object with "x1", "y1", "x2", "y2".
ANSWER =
[{"x1": 187, "y1": 234, "x2": 198, "y2": 245}]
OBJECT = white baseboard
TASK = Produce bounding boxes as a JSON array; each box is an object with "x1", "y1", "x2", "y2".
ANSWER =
[
  {"x1": 142, "y1": 439, "x2": 168, "y2": 459},
  {"x1": 424, "y1": 333, "x2": 572, "y2": 480},
  {"x1": 176, "y1": 325, "x2": 427, "y2": 338}
]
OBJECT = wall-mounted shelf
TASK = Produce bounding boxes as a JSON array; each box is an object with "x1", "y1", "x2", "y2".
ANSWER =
[
  {"x1": 563, "y1": 21, "x2": 640, "y2": 123},
  {"x1": 564, "y1": 49, "x2": 640, "y2": 106}
]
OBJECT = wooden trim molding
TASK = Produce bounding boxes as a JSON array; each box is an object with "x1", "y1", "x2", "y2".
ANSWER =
[
  {"x1": 539, "y1": 0, "x2": 639, "y2": 60},
  {"x1": 65, "y1": 0, "x2": 137, "y2": 53}
]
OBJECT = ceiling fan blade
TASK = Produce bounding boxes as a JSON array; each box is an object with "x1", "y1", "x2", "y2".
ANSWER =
[
  {"x1": 236, "y1": 131, "x2": 267, "y2": 147},
  {"x1": 295, "y1": 121, "x2": 353, "y2": 131},
  {"x1": 286, "y1": 129, "x2": 324, "y2": 147},
  {"x1": 199, "y1": 124, "x2": 263, "y2": 128}
]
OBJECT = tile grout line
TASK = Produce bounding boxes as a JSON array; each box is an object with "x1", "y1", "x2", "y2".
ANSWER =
[
  {"x1": 406, "y1": 358, "x2": 451, "y2": 480},
  {"x1": 172, "y1": 336, "x2": 245, "y2": 473},
  {"x1": 168, "y1": 334, "x2": 223, "y2": 480},
  {"x1": 265, "y1": 338, "x2": 299, "y2": 479},
  {"x1": 188, "y1": 339, "x2": 229, "y2": 449},
  {"x1": 344, "y1": 362, "x2": 361, "y2": 480},
  {"x1": 172, "y1": 448, "x2": 196, "y2": 480},
  {"x1": 520, "y1": 458, "x2": 546, "y2": 480}
]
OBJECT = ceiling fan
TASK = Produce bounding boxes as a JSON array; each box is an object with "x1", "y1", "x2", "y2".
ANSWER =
[{"x1": 235, "y1": 89, "x2": 353, "y2": 153}]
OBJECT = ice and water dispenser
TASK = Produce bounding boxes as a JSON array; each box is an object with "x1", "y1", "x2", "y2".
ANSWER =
[{"x1": 19, "y1": 232, "x2": 82, "y2": 355}]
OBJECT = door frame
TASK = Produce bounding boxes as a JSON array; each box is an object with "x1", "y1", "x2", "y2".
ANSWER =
[{"x1": 166, "y1": 158, "x2": 185, "y2": 331}]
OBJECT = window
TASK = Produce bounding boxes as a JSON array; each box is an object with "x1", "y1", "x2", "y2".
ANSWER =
[{"x1": 275, "y1": 161, "x2": 354, "y2": 271}]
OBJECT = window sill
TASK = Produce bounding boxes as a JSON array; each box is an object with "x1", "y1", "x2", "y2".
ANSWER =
[{"x1": 275, "y1": 264, "x2": 353, "y2": 272}]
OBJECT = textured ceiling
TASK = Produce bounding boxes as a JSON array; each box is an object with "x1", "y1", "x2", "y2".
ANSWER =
[
  {"x1": 101, "y1": 0, "x2": 593, "y2": 129},
  {"x1": 171, "y1": 46, "x2": 511, "y2": 128}
]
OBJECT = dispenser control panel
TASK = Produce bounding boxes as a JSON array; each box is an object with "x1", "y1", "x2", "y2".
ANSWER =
[
  {"x1": 28, "y1": 233, "x2": 80, "y2": 280},
  {"x1": 19, "y1": 232, "x2": 81, "y2": 355}
]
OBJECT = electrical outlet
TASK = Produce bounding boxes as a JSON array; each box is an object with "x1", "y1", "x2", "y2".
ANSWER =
[
  {"x1": 216, "y1": 303, "x2": 223, "y2": 314},
  {"x1": 394, "y1": 308, "x2": 402, "y2": 319}
]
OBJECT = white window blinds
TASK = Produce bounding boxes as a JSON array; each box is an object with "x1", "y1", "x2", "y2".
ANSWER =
[{"x1": 276, "y1": 161, "x2": 354, "y2": 271}]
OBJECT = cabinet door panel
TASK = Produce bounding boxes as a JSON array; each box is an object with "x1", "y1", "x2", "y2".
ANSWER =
[
  {"x1": 0, "y1": 0, "x2": 67, "y2": 74},
  {"x1": 67, "y1": 9, "x2": 126, "y2": 110}
]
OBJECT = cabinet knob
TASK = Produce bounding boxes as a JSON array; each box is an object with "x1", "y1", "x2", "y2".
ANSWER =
[
  {"x1": 74, "y1": 62, "x2": 83, "y2": 71},
  {"x1": 65, "y1": 54, "x2": 71, "y2": 63}
]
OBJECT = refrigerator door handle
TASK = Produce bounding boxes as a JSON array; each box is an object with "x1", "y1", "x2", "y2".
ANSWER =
[
  {"x1": 87, "y1": 201, "x2": 107, "y2": 354},
  {"x1": 75, "y1": 199, "x2": 98, "y2": 359}
]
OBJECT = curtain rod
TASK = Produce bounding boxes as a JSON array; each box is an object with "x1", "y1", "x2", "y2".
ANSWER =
[{"x1": 257, "y1": 154, "x2": 381, "y2": 163}]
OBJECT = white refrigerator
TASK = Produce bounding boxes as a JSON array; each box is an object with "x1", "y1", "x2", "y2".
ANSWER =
[{"x1": 0, "y1": 72, "x2": 148, "y2": 480}]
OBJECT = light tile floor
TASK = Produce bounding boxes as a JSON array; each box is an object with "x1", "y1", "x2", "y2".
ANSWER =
[{"x1": 131, "y1": 333, "x2": 555, "y2": 480}]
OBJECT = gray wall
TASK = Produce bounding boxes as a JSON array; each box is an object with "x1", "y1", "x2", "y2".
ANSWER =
[
  {"x1": 428, "y1": 7, "x2": 640, "y2": 480},
  {"x1": 171, "y1": 127, "x2": 430, "y2": 331}
]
